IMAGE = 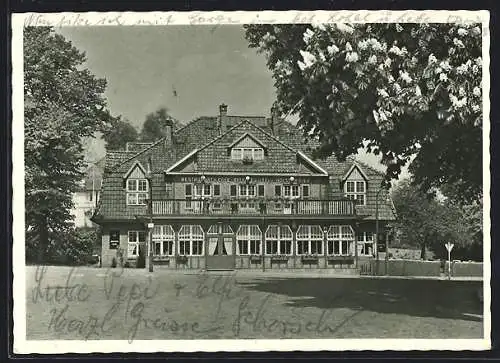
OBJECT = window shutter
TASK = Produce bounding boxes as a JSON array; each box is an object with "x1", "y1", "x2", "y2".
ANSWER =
[
  {"x1": 274, "y1": 185, "x2": 281, "y2": 196},
  {"x1": 302, "y1": 185, "x2": 310, "y2": 197}
]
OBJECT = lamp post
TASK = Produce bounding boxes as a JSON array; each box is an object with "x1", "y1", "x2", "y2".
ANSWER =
[
  {"x1": 384, "y1": 224, "x2": 391, "y2": 275},
  {"x1": 147, "y1": 221, "x2": 154, "y2": 272},
  {"x1": 147, "y1": 166, "x2": 154, "y2": 273},
  {"x1": 375, "y1": 185, "x2": 389, "y2": 274}
]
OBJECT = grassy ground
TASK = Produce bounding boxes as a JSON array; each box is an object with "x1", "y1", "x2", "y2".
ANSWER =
[{"x1": 25, "y1": 266, "x2": 483, "y2": 340}]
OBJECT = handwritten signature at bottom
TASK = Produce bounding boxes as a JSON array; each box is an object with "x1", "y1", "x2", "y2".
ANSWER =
[{"x1": 47, "y1": 293, "x2": 363, "y2": 342}]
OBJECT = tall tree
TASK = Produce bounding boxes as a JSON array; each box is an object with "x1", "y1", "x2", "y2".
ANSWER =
[
  {"x1": 391, "y1": 179, "x2": 474, "y2": 260},
  {"x1": 245, "y1": 23, "x2": 483, "y2": 203},
  {"x1": 24, "y1": 27, "x2": 112, "y2": 262},
  {"x1": 102, "y1": 117, "x2": 139, "y2": 150},
  {"x1": 139, "y1": 107, "x2": 183, "y2": 142}
]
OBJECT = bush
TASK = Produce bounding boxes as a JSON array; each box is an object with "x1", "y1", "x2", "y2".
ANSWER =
[
  {"x1": 26, "y1": 227, "x2": 98, "y2": 266},
  {"x1": 111, "y1": 257, "x2": 117, "y2": 268}
]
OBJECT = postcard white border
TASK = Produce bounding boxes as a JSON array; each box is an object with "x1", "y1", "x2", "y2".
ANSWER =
[{"x1": 12, "y1": 10, "x2": 491, "y2": 353}]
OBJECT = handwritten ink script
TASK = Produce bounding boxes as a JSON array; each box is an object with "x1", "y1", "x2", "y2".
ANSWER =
[
  {"x1": 22, "y1": 11, "x2": 488, "y2": 30},
  {"x1": 29, "y1": 265, "x2": 363, "y2": 341}
]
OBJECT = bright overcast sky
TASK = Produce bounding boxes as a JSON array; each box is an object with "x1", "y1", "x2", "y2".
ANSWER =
[{"x1": 56, "y1": 25, "x2": 409, "y2": 180}]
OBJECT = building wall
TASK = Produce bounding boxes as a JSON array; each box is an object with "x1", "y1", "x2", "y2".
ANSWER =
[
  {"x1": 71, "y1": 191, "x2": 99, "y2": 228},
  {"x1": 101, "y1": 222, "x2": 144, "y2": 267},
  {"x1": 99, "y1": 220, "x2": 386, "y2": 269}
]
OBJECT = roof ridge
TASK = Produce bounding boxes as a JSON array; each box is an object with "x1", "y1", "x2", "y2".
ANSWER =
[
  {"x1": 348, "y1": 156, "x2": 385, "y2": 176},
  {"x1": 174, "y1": 116, "x2": 217, "y2": 135},
  {"x1": 108, "y1": 137, "x2": 167, "y2": 173}
]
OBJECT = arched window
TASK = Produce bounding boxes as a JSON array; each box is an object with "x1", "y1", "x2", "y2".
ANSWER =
[
  {"x1": 327, "y1": 225, "x2": 354, "y2": 256},
  {"x1": 265, "y1": 225, "x2": 292, "y2": 255},
  {"x1": 236, "y1": 225, "x2": 262, "y2": 255},
  {"x1": 178, "y1": 225, "x2": 204, "y2": 256},
  {"x1": 296, "y1": 225, "x2": 323, "y2": 255},
  {"x1": 152, "y1": 225, "x2": 175, "y2": 256}
]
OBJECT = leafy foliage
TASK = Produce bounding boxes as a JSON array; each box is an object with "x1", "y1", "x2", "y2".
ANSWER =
[
  {"x1": 140, "y1": 107, "x2": 180, "y2": 142},
  {"x1": 245, "y1": 23, "x2": 483, "y2": 202},
  {"x1": 102, "y1": 117, "x2": 139, "y2": 150},
  {"x1": 391, "y1": 179, "x2": 482, "y2": 261},
  {"x1": 24, "y1": 27, "x2": 113, "y2": 262},
  {"x1": 26, "y1": 228, "x2": 98, "y2": 266}
]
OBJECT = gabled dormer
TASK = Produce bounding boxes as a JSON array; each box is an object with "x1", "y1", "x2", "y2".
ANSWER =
[
  {"x1": 123, "y1": 161, "x2": 149, "y2": 206},
  {"x1": 341, "y1": 163, "x2": 368, "y2": 206},
  {"x1": 227, "y1": 133, "x2": 267, "y2": 163}
]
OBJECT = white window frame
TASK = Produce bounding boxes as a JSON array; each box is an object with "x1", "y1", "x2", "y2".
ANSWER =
[
  {"x1": 178, "y1": 225, "x2": 204, "y2": 256},
  {"x1": 345, "y1": 180, "x2": 366, "y2": 206},
  {"x1": 257, "y1": 184, "x2": 265, "y2": 197},
  {"x1": 239, "y1": 184, "x2": 256, "y2": 197},
  {"x1": 152, "y1": 225, "x2": 175, "y2": 256},
  {"x1": 128, "y1": 230, "x2": 146, "y2": 257},
  {"x1": 231, "y1": 147, "x2": 265, "y2": 161},
  {"x1": 283, "y1": 184, "x2": 300, "y2": 199},
  {"x1": 236, "y1": 225, "x2": 262, "y2": 255},
  {"x1": 357, "y1": 232, "x2": 374, "y2": 256},
  {"x1": 265, "y1": 225, "x2": 293, "y2": 256},
  {"x1": 296, "y1": 225, "x2": 324, "y2": 256},
  {"x1": 327, "y1": 225, "x2": 354, "y2": 256},
  {"x1": 126, "y1": 179, "x2": 149, "y2": 205},
  {"x1": 213, "y1": 184, "x2": 221, "y2": 197}
]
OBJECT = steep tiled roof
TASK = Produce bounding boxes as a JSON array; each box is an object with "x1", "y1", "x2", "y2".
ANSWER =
[
  {"x1": 95, "y1": 113, "x2": 395, "y2": 221},
  {"x1": 179, "y1": 120, "x2": 326, "y2": 174}
]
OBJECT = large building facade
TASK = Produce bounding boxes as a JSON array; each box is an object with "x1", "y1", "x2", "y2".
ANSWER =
[{"x1": 92, "y1": 105, "x2": 396, "y2": 271}]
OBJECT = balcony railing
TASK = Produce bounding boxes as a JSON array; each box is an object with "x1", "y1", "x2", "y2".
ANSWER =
[{"x1": 151, "y1": 198, "x2": 355, "y2": 217}]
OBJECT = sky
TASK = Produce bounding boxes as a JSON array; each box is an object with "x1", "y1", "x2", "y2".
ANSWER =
[{"x1": 56, "y1": 25, "x2": 409, "y2": 179}]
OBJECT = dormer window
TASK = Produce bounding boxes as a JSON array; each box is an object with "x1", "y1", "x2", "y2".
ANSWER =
[
  {"x1": 229, "y1": 133, "x2": 267, "y2": 162},
  {"x1": 231, "y1": 147, "x2": 264, "y2": 161},
  {"x1": 342, "y1": 163, "x2": 368, "y2": 206},
  {"x1": 345, "y1": 180, "x2": 366, "y2": 205},
  {"x1": 127, "y1": 178, "x2": 149, "y2": 205}
]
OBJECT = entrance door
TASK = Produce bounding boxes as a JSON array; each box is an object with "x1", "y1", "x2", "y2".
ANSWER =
[{"x1": 206, "y1": 224, "x2": 235, "y2": 270}]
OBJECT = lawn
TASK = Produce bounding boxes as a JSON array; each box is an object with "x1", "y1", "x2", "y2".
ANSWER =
[{"x1": 25, "y1": 266, "x2": 483, "y2": 340}]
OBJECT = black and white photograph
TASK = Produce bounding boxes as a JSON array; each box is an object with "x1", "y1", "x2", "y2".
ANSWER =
[{"x1": 12, "y1": 11, "x2": 490, "y2": 353}]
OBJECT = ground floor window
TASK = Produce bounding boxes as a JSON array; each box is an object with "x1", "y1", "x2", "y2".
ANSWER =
[
  {"x1": 152, "y1": 225, "x2": 175, "y2": 256},
  {"x1": 128, "y1": 230, "x2": 146, "y2": 257},
  {"x1": 178, "y1": 225, "x2": 204, "y2": 256},
  {"x1": 265, "y1": 225, "x2": 292, "y2": 255},
  {"x1": 236, "y1": 225, "x2": 261, "y2": 255},
  {"x1": 296, "y1": 225, "x2": 324, "y2": 255},
  {"x1": 357, "y1": 232, "x2": 374, "y2": 256},
  {"x1": 327, "y1": 225, "x2": 354, "y2": 256}
]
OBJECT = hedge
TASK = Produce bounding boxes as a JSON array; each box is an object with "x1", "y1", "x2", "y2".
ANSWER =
[
  {"x1": 364, "y1": 259, "x2": 441, "y2": 277},
  {"x1": 445, "y1": 261, "x2": 483, "y2": 277}
]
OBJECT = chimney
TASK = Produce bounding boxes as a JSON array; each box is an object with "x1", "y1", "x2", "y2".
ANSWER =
[
  {"x1": 164, "y1": 119, "x2": 173, "y2": 149},
  {"x1": 219, "y1": 103, "x2": 228, "y2": 135},
  {"x1": 268, "y1": 104, "x2": 278, "y2": 135}
]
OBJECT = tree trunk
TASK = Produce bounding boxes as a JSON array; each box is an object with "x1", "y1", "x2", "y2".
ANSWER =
[
  {"x1": 37, "y1": 223, "x2": 49, "y2": 264},
  {"x1": 420, "y1": 242, "x2": 426, "y2": 260}
]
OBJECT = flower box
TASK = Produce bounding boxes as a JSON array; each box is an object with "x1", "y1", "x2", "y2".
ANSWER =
[
  {"x1": 176, "y1": 255, "x2": 188, "y2": 264},
  {"x1": 270, "y1": 255, "x2": 289, "y2": 263},
  {"x1": 249, "y1": 255, "x2": 262, "y2": 262},
  {"x1": 242, "y1": 156, "x2": 254, "y2": 165},
  {"x1": 301, "y1": 255, "x2": 319, "y2": 263}
]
